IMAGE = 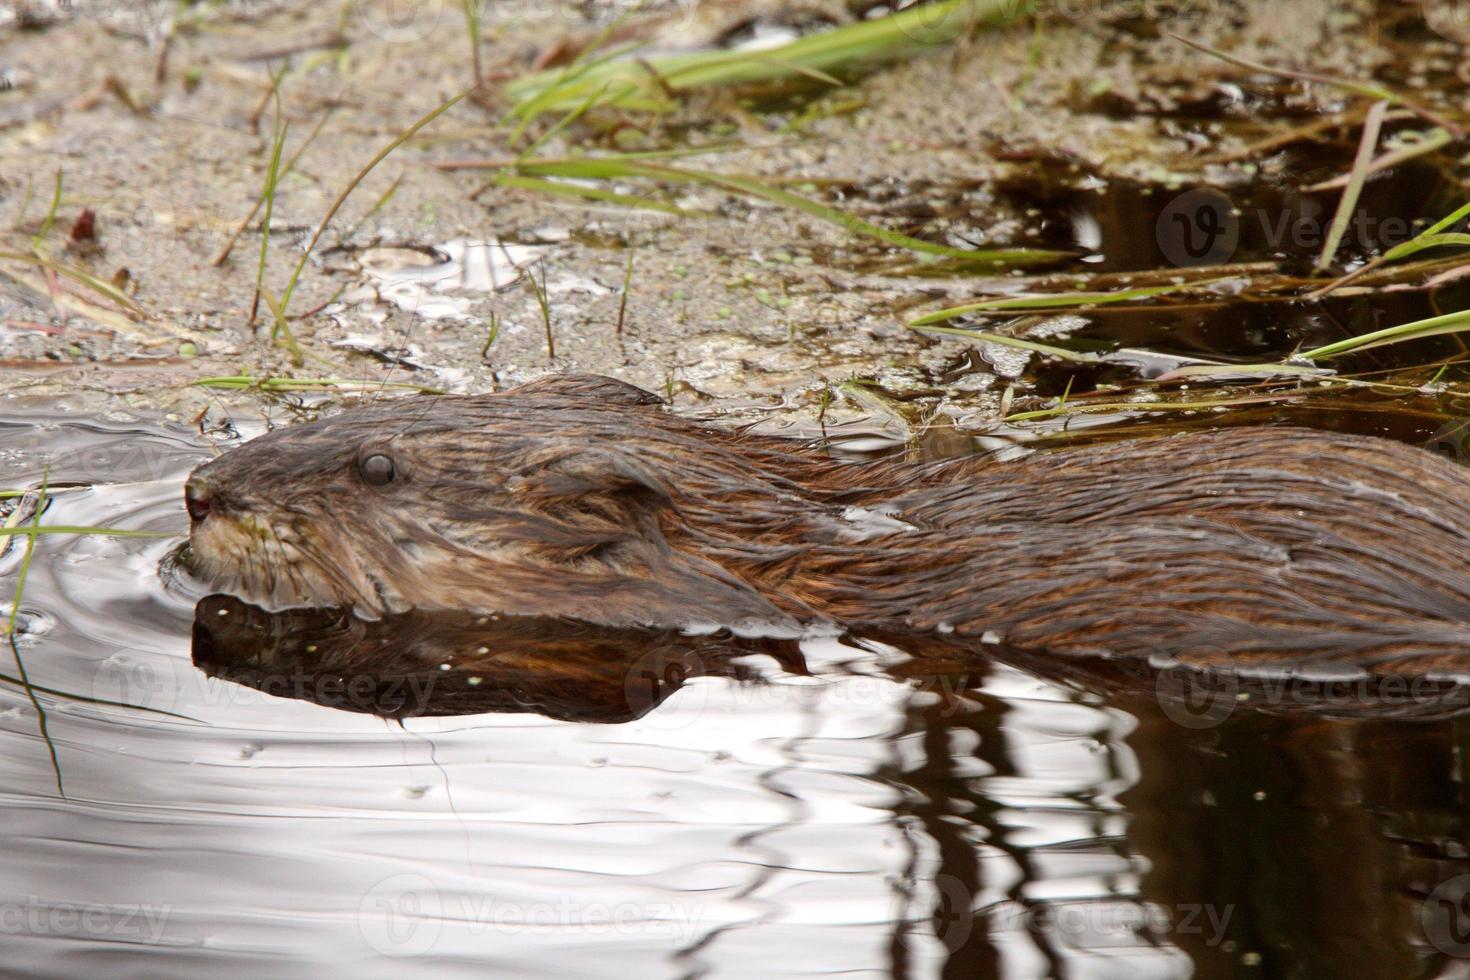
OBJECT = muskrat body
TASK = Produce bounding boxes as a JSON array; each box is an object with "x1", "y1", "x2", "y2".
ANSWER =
[{"x1": 185, "y1": 374, "x2": 1470, "y2": 674}]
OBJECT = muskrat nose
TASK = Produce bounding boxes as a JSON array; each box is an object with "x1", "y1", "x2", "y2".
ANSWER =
[{"x1": 185, "y1": 482, "x2": 212, "y2": 523}]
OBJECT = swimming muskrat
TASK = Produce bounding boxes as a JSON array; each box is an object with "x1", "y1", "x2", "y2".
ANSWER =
[{"x1": 184, "y1": 374, "x2": 1470, "y2": 675}]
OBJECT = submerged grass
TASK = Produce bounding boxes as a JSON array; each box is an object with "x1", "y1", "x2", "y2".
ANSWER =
[{"x1": 506, "y1": 0, "x2": 1026, "y2": 118}]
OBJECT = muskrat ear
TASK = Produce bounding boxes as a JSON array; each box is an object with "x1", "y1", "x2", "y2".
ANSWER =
[
  {"x1": 510, "y1": 445, "x2": 674, "y2": 510},
  {"x1": 511, "y1": 373, "x2": 664, "y2": 407}
]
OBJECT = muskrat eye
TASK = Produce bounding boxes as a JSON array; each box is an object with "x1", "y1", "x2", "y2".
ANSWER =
[{"x1": 358, "y1": 452, "x2": 397, "y2": 487}]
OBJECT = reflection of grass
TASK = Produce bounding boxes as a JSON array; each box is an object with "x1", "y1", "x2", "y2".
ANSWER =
[
  {"x1": 507, "y1": 0, "x2": 1026, "y2": 117},
  {"x1": 4, "y1": 477, "x2": 192, "y2": 791},
  {"x1": 5, "y1": 474, "x2": 62, "y2": 796}
]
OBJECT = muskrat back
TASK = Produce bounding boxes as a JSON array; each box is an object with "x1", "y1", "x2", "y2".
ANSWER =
[{"x1": 184, "y1": 374, "x2": 1470, "y2": 675}]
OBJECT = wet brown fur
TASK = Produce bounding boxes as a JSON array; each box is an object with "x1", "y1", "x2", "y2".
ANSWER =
[{"x1": 186, "y1": 374, "x2": 1470, "y2": 675}]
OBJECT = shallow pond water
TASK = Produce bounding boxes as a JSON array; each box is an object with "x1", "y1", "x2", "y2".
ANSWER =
[{"x1": 2, "y1": 408, "x2": 1469, "y2": 979}]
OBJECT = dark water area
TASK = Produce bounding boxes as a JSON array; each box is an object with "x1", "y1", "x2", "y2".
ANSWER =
[{"x1": 3, "y1": 410, "x2": 1470, "y2": 979}]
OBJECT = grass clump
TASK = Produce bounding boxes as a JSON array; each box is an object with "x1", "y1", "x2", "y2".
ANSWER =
[{"x1": 506, "y1": 0, "x2": 1029, "y2": 118}]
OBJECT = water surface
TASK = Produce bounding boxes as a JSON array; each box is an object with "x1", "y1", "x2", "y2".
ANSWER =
[{"x1": 1, "y1": 408, "x2": 1467, "y2": 979}]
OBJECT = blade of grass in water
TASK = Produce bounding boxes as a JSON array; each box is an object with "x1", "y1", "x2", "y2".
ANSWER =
[
  {"x1": 213, "y1": 108, "x2": 334, "y2": 267},
  {"x1": 504, "y1": 157, "x2": 1064, "y2": 265},
  {"x1": 908, "y1": 323, "x2": 1101, "y2": 362},
  {"x1": 1006, "y1": 393, "x2": 1305, "y2": 423},
  {"x1": 1296, "y1": 307, "x2": 1470, "y2": 360},
  {"x1": 1316, "y1": 99, "x2": 1387, "y2": 272},
  {"x1": 192, "y1": 374, "x2": 442, "y2": 393},
  {"x1": 1303, "y1": 127, "x2": 1453, "y2": 192},
  {"x1": 507, "y1": 0, "x2": 1026, "y2": 117},
  {"x1": 908, "y1": 277, "x2": 1230, "y2": 325},
  {"x1": 259, "y1": 286, "x2": 304, "y2": 366},
  {"x1": 1310, "y1": 199, "x2": 1470, "y2": 298},
  {"x1": 0, "y1": 526, "x2": 174, "y2": 538}
]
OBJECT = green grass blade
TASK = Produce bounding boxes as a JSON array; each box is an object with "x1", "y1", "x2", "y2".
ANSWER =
[
  {"x1": 278, "y1": 91, "x2": 465, "y2": 317},
  {"x1": 1381, "y1": 233, "x2": 1470, "y2": 262},
  {"x1": 908, "y1": 324, "x2": 1100, "y2": 362},
  {"x1": 494, "y1": 173, "x2": 701, "y2": 216},
  {"x1": 507, "y1": 0, "x2": 1027, "y2": 116},
  {"x1": 510, "y1": 157, "x2": 1063, "y2": 264},
  {"x1": 0, "y1": 526, "x2": 175, "y2": 538},
  {"x1": 908, "y1": 277, "x2": 1227, "y2": 324},
  {"x1": 1296, "y1": 307, "x2": 1470, "y2": 360},
  {"x1": 191, "y1": 374, "x2": 441, "y2": 393}
]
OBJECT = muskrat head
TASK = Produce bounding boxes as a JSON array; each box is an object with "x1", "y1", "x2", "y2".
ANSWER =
[{"x1": 183, "y1": 375, "x2": 804, "y2": 631}]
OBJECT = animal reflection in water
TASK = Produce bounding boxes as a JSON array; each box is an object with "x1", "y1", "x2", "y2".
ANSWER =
[
  {"x1": 191, "y1": 595, "x2": 1470, "y2": 723},
  {"x1": 190, "y1": 597, "x2": 1470, "y2": 977}
]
